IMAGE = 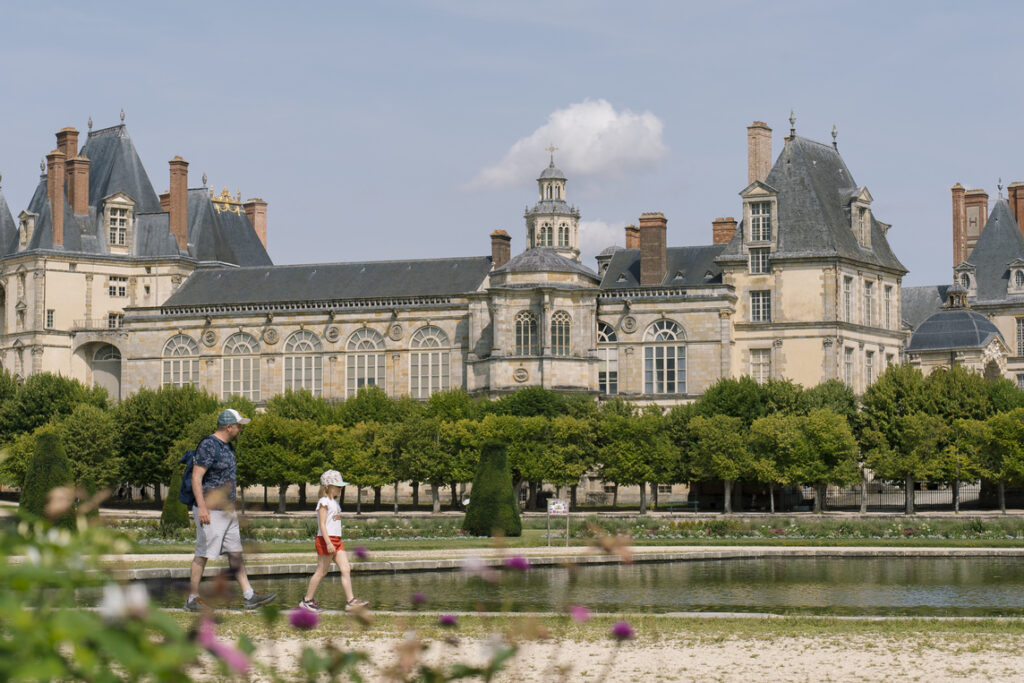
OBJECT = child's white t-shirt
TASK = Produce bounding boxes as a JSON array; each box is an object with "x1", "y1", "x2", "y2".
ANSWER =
[{"x1": 316, "y1": 497, "x2": 342, "y2": 537}]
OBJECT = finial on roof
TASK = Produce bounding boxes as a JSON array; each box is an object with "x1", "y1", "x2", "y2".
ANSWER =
[
  {"x1": 831, "y1": 123, "x2": 838, "y2": 150},
  {"x1": 202, "y1": 172, "x2": 208, "y2": 186},
  {"x1": 998, "y1": 177, "x2": 1004, "y2": 198},
  {"x1": 789, "y1": 109, "x2": 796, "y2": 136},
  {"x1": 87, "y1": 116, "x2": 93, "y2": 131},
  {"x1": 120, "y1": 108, "x2": 125, "y2": 123},
  {"x1": 236, "y1": 188, "x2": 242, "y2": 201},
  {"x1": 40, "y1": 158, "x2": 45, "y2": 173},
  {"x1": 545, "y1": 142, "x2": 558, "y2": 167}
]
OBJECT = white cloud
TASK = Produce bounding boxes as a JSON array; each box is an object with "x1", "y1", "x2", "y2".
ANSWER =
[
  {"x1": 579, "y1": 219, "x2": 624, "y2": 270},
  {"x1": 466, "y1": 99, "x2": 666, "y2": 189}
]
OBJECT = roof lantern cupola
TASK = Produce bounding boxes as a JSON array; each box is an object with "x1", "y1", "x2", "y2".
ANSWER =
[{"x1": 524, "y1": 143, "x2": 581, "y2": 261}]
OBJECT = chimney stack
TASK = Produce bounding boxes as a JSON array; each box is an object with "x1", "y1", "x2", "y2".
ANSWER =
[
  {"x1": 1008, "y1": 182, "x2": 1024, "y2": 237},
  {"x1": 490, "y1": 229, "x2": 511, "y2": 269},
  {"x1": 67, "y1": 155, "x2": 90, "y2": 215},
  {"x1": 243, "y1": 197, "x2": 268, "y2": 249},
  {"x1": 624, "y1": 224, "x2": 640, "y2": 249},
  {"x1": 46, "y1": 149, "x2": 66, "y2": 247},
  {"x1": 159, "y1": 191, "x2": 171, "y2": 213},
  {"x1": 55, "y1": 127, "x2": 79, "y2": 160},
  {"x1": 639, "y1": 212, "x2": 667, "y2": 286},
  {"x1": 951, "y1": 183, "x2": 965, "y2": 266},
  {"x1": 747, "y1": 121, "x2": 772, "y2": 185},
  {"x1": 964, "y1": 188, "x2": 988, "y2": 258},
  {"x1": 168, "y1": 156, "x2": 189, "y2": 251},
  {"x1": 712, "y1": 216, "x2": 738, "y2": 244}
]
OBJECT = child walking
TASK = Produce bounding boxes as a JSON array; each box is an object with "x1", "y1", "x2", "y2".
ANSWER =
[{"x1": 299, "y1": 470, "x2": 369, "y2": 613}]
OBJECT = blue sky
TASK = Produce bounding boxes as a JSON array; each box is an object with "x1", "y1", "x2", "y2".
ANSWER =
[{"x1": 1, "y1": 1, "x2": 1022, "y2": 286}]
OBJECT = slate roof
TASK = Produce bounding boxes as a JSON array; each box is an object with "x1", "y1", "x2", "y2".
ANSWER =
[
  {"x1": 492, "y1": 247, "x2": 599, "y2": 279},
  {"x1": 601, "y1": 245, "x2": 726, "y2": 289},
  {"x1": 0, "y1": 187, "x2": 17, "y2": 256},
  {"x1": 80, "y1": 125, "x2": 161, "y2": 214},
  {"x1": 907, "y1": 308, "x2": 1003, "y2": 352},
  {"x1": 538, "y1": 163, "x2": 566, "y2": 180},
  {"x1": 162, "y1": 256, "x2": 494, "y2": 309},
  {"x1": 963, "y1": 198, "x2": 1024, "y2": 302},
  {"x1": 718, "y1": 136, "x2": 906, "y2": 273},
  {"x1": 901, "y1": 284, "x2": 948, "y2": 329}
]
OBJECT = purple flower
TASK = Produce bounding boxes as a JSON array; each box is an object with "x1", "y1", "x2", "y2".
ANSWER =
[
  {"x1": 354, "y1": 546, "x2": 368, "y2": 560},
  {"x1": 503, "y1": 556, "x2": 530, "y2": 571},
  {"x1": 196, "y1": 616, "x2": 250, "y2": 674},
  {"x1": 411, "y1": 592, "x2": 427, "y2": 607},
  {"x1": 289, "y1": 608, "x2": 319, "y2": 630},
  {"x1": 611, "y1": 620, "x2": 635, "y2": 641},
  {"x1": 439, "y1": 614, "x2": 458, "y2": 628},
  {"x1": 569, "y1": 605, "x2": 591, "y2": 623}
]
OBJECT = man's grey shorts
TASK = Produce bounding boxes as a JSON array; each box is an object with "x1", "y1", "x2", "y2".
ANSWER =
[{"x1": 193, "y1": 508, "x2": 243, "y2": 558}]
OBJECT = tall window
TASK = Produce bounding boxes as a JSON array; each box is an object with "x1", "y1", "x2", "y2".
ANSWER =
[
  {"x1": 1017, "y1": 271, "x2": 1024, "y2": 288},
  {"x1": 108, "y1": 207, "x2": 129, "y2": 246},
  {"x1": 750, "y1": 290, "x2": 771, "y2": 322},
  {"x1": 863, "y1": 281, "x2": 874, "y2": 327},
  {"x1": 597, "y1": 322, "x2": 617, "y2": 395},
  {"x1": 884, "y1": 285, "x2": 893, "y2": 329},
  {"x1": 163, "y1": 334, "x2": 199, "y2": 387},
  {"x1": 1018, "y1": 318, "x2": 1024, "y2": 357},
  {"x1": 515, "y1": 311, "x2": 538, "y2": 355},
  {"x1": 750, "y1": 201, "x2": 771, "y2": 241},
  {"x1": 107, "y1": 313, "x2": 124, "y2": 328},
  {"x1": 551, "y1": 310, "x2": 571, "y2": 356},
  {"x1": 346, "y1": 328, "x2": 385, "y2": 396},
  {"x1": 749, "y1": 247, "x2": 770, "y2": 274},
  {"x1": 108, "y1": 276, "x2": 127, "y2": 297},
  {"x1": 558, "y1": 223, "x2": 569, "y2": 247},
  {"x1": 1017, "y1": 374, "x2": 1024, "y2": 390},
  {"x1": 843, "y1": 276, "x2": 853, "y2": 321},
  {"x1": 643, "y1": 320, "x2": 686, "y2": 395},
  {"x1": 865, "y1": 350, "x2": 875, "y2": 386},
  {"x1": 539, "y1": 223, "x2": 553, "y2": 247},
  {"x1": 223, "y1": 332, "x2": 260, "y2": 401},
  {"x1": 844, "y1": 347, "x2": 854, "y2": 387},
  {"x1": 750, "y1": 348, "x2": 771, "y2": 383},
  {"x1": 961, "y1": 273, "x2": 971, "y2": 288},
  {"x1": 284, "y1": 330, "x2": 323, "y2": 395},
  {"x1": 45, "y1": 309, "x2": 54, "y2": 328},
  {"x1": 410, "y1": 325, "x2": 450, "y2": 399}
]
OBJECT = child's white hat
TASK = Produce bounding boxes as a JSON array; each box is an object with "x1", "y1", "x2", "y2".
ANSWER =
[{"x1": 320, "y1": 470, "x2": 349, "y2": 487}]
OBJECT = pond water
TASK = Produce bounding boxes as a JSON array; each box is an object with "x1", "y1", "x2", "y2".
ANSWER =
[{"x1": 91, "y1": 557, "x2": 1024, "y2": 616}]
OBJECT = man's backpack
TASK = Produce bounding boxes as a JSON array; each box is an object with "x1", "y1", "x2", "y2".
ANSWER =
[{"x1": 178, "y1": 436, "x2": 214, "y2": 508}]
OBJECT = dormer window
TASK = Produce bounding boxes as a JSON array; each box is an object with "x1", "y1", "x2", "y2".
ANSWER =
[
  {"x1": 954, "y1": 262, "x2": 977, "y2": 298},
  {"x1": 109, "y1": 207, "x2": 128, "y2": 245},
  {"x1": 960, "y1": 273, "x2": 971, "y2": 288},
  {"x1": 750, "y1": 202, "x2": 771, "y2": 240},
  {"x1": 1008, "y1": 260, "x2": 1024, "y2": 295},
  {"x1": 1017, "y1": 271, "x2": 1024, "y2": 287},
  {"x1": 846, "y1": 187, "x2": 874, "y2": 249},
  {"x1": 17, "y1": 211, "x2": 35, "y2": 249},
  {"x1": 102, "y1": 193, "x2": 135, "y2": 251},
  {"x1": 739, "y1": 181, "x2": 778, "y2": 250}
]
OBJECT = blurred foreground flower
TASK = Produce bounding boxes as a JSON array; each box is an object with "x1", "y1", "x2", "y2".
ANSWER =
[
  {"x1": 611, "y1": 621, "x2": 635, "y2": 641},
  {"x1": 289, "y1": 608, "x2": 319, "y2": 630},
  {"x1": 439, "y1": 614, "x2": 458, "y2": 628},
  {"x1": 97, "y1": 582, "x2": 149, "y2": 622},
  {"x1": 196, "y1": 616, "x2": 250, "y2": 674},
  {"x1": 569, "y1": 605, "x2": 591, "y2": 623},
  {"x1": 354, "y1": 546, "x2": 368, "y2": 560},
  {"x1": 411, "y1": 591, "x2": 427, "y2": 607},
  {"x1": 586, "y1": 522, "x2": 634, "y2": 563},
  {"x1": 462, "y1": 555, "x2": 499, "y2": 582},
  {"x1": 503, "y1": 555, "x2": 530, "y2": 571}
]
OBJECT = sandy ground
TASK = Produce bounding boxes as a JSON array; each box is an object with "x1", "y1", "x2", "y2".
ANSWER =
[{"x1": 222, "y1": 630, "x2": 1024, "y2": 682}]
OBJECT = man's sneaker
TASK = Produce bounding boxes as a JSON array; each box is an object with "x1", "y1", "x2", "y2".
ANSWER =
[
  {"x1": 299, "y1": 598, "x2": 323, "y2": 613},
  {"x1": 243, "y1": 591, "x2": 277, "y2": 610},
  {"x1": 184, "y1": 596, "x2": 204, "y2": 612}
]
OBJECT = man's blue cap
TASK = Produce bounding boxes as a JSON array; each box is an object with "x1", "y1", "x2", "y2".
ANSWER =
[{"x1": 218, "y1": 408, "x2": 251, "y2": 426}]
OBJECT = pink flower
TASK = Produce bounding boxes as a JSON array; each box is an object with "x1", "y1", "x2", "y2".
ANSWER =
[
  {"x1": 611, "y1": 620, "x2": 635, "y2": 641},
  {"x1": 289, "y1": 608, "x2": 319, "y2": 630},
  {"x1": 503, "y1": 555, "x2": 530, "y2": 571},
  {"x1": 196, "y1": 616, "x2": 250, "y2": 674},
  {"x1": 569, "y1": 605, "x2": 591, "y2": 623},
  {"x1": 411, "y1": 592, "x2": 427, "y2": 607},
  {"x1": 439, "y1": 614, "x2": 458, "y2": 628},
  {"x1": 354, "y1": 546, "x2": 368, "y2": 560}
]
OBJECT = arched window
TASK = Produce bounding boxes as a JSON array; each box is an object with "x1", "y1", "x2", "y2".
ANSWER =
[
  {"x1": 163, "y1": 334, "x2": 199, "y2": 387},
  {"x1": 643, "y1": 320, "x2": 686, "y2": 394},
  {"x1": 540, "y1": 223, "x2": 553, "y2": 247},
  {"x1": 410, "y1": 325, "x2": 450, "y2": 398},
  {"x1": 94, "y1": 345, "x2": 121, "y2": 361},
  {"x1": 551, "y1": 310, "x2": 571, "y2": 356},
  {"x1": 223, "y1": 332, "x2": 260, "y2": 401},
  {"x1": 597, "y1": 321, "x2": 618, "y2": 395},
  {"x1": 1016, "y1": 270, "x2": 1024, "y2": 288},
  {"x1": 284, "y1": 330, "x2": 323, "y2": 395},
  {"x1": 347, "y1": 328, "x2": 385, "y2": 396},
  {"x1": 558, "y1": 223, "x2": 569, "y2": 247},
  {"x1": 515, "y1": 311, "x2": 538, "y2": 355},
  {"x1": 961, "y1": 273, "x2": 971, "y2": 288}
]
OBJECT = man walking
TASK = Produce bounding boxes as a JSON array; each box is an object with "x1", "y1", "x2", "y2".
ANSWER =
[{"x1": 185, "y1": 408, "x2": 276, "y2": 611}]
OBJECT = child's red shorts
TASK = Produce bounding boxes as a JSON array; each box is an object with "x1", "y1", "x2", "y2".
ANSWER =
[{"x1": 315, "y1": 535, "x2": 345, "y2": 555}]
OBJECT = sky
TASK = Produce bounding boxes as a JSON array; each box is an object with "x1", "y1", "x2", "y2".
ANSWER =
[{"x1": 1, "y1": 1, "x2": 1023, "y2": 287}]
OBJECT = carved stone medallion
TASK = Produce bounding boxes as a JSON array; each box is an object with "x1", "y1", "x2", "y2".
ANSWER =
[
  {"x1": 620, "y1": 315, "x2": 638, "y2": 334},
  {"x1": 324, "y1": 326, "x2": 340, "y2": 343},
  {"x1": 388, "y1": 323, "x2": 404, "y2": 341},
  {"x1": 262, "y1": 327, "x2": 279, "y2": 345},
  {"x1": 513, "y1": 367, "x2": 529, "y2": 383},
  {"x1": 202, "y1": 329, "x2": 217, "y2": 347}
]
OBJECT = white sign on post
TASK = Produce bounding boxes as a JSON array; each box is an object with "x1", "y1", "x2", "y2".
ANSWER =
[{"x1": 546, "y1": 499, "x2": 570, "y2": 547}]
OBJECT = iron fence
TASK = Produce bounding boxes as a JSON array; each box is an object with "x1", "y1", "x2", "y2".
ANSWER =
[{"x1": 825, "y1": 482, "x2": 982, "y2": 511}]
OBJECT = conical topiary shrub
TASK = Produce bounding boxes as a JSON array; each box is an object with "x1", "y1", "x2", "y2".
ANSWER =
[
  {"x1": 19, "y1": 429, "x2": 73, "y2": 525},
  {"x1": 160, "y1": 470, "x2": 191, "y2": 536},
  {"x1": 462, "y1": 439, "x2": 521, "y2": 537}
]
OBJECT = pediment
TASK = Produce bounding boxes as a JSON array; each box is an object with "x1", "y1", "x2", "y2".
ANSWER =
[
  {"x1": 18, "y1": 210, "x2": 37, "y2": 221},
  {"x1": 1007, "y1": 258, "x2": 1024, "y2": 268},
  {"x1": 739, "y1": 180, "x2": 778, "y2": 198},
  {"x1": 102, "y1": 191, "x2": 136, "y2": 206},
  {"x1": 953, "y1": 262, "x2": 976, "y2": 274}
]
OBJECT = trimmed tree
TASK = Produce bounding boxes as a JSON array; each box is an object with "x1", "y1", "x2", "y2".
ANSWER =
[
  {"x1": 160, "y1": 470, "x2": 191, "y2": 536},
  {"x1": 462, "y1": 440, "x2": 521, "y2": 537},
  {"x1": 19, "y1": 429, "x2": 73, "y2": 525}
]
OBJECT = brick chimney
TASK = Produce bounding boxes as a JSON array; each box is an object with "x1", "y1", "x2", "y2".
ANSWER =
[
  {"x1": 712, "y1": 216, "x2": 738, "y2": 244},
  {"x1": 624, "y1": 224, "x2": 640, "y2": 249},
  {"x1": 67, "y1": 155, "x2": 90, "y2": 215},
  {"x1": 55, "y1": 127, "x2": 79, "y2": 160},
  {"x1": 747, "y1": 121, "x2": 772, "y2": 185},
  {"x1": 243, "y1": 197, "x2": 268, "y2": 249},
  {"x1": 639, "y1": 212, "x2": 667, "y2": 286},
  {"x1": 168, "y1": 156, "x2": 189, "y2": 251},
  {"x1": 1008, "y1": 182, "x2": 1024, "y2": 236},
  {"x1": 951, "y1": 183, "x2": 965, "y2": 266},
  {"x1": 46, "y1": 149, "x2": 66, "y2": 247},
  {"x1": 489, "y1": 229, "x2": 511, "y2": 269},
  {"x1": 964, "y1": 188, "x2": 988, "y2": 258},
  {"x1": 159, "y1": 191, "x2": 171, "y2": 213}
]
